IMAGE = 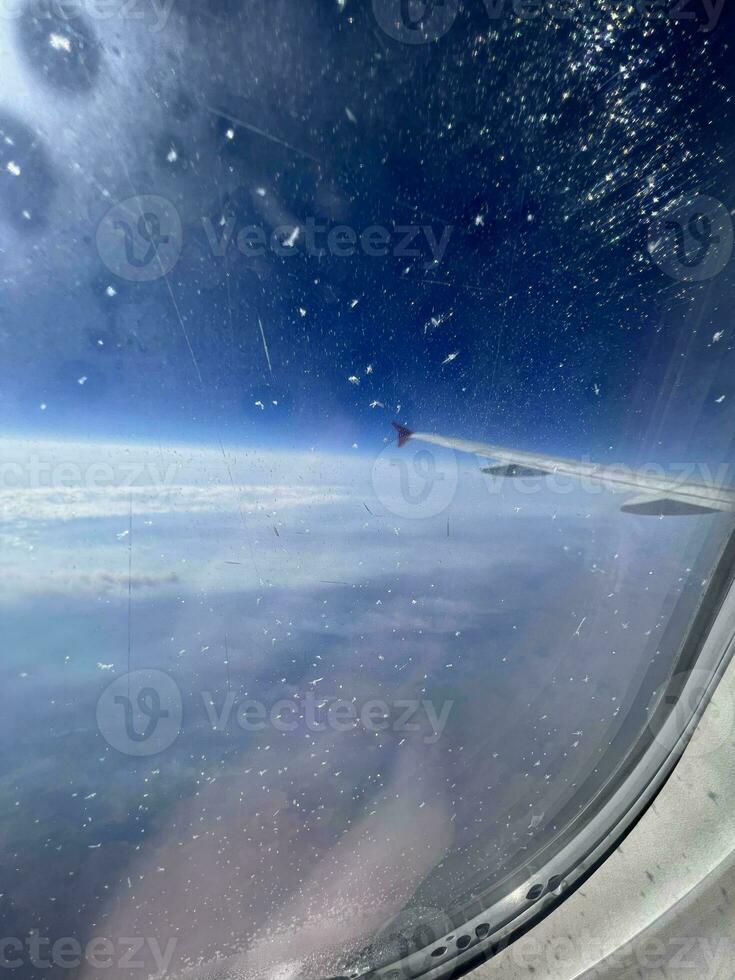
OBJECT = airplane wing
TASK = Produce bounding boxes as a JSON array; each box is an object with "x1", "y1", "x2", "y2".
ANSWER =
[{"x1": 392, "y1": 423, "x2": 735, "y2": 516}]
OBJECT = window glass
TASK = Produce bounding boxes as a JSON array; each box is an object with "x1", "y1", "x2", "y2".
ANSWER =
[{"x1": 1, "y1": 3, "x2": 734, "y2": 980}]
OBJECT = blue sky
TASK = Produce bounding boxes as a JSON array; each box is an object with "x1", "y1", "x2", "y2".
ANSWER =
[{"x1": 1, "y1": 0, "x2": 735, "y2": 463}]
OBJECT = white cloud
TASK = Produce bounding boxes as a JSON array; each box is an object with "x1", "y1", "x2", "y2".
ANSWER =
[
  {"x1": 0, "y1": 483, "x2": 344, "y2": 523},
  {"x1": 0, "y1": 436, "x2": 363, "y2": 523}
]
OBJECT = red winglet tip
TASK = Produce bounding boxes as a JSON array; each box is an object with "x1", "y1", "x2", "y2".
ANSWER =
[{"x1": 392, "y1": 422, "x2": 414, "y2": 448}]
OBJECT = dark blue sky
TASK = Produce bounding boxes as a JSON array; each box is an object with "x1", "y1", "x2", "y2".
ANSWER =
[{"x1": 2, "y1": 0, "x2": 735, "y2": 465}]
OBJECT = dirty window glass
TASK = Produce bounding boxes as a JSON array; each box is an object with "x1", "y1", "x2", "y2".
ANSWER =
[{"x1": 2, "y1": 2, "x2": 735, "y2": 979}]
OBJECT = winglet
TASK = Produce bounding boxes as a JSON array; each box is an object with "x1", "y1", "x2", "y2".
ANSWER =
[{"x1": 392, "y1": 422, "x2": 414, "y2": 448}]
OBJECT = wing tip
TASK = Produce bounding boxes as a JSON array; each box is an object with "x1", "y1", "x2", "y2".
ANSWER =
[
  {"x1": 392, "y1": 422, "x2": 414, "y2": 448},
  {"x1": 620, "y1": 496, "x2": 718, "y2": 516}
]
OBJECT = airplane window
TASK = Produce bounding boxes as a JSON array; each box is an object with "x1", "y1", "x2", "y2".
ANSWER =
[{"x1": 2, "y1": 3, "x2": 734, "y2": 980}]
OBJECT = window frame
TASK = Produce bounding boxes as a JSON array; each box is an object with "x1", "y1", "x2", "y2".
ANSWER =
[{"x1": 353, "y1": 521, "x2": 735, "y2": 980}]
